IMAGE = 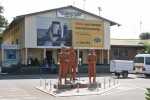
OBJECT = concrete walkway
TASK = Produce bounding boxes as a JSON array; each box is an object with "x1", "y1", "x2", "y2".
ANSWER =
[{"x1": 36, "y1": 76, "x2": 119, "y2": 97}]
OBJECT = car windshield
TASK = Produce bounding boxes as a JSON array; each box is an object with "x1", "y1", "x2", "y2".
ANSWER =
[{"x1": 134, "y1": 57, "x2": 144, "y2": 63}]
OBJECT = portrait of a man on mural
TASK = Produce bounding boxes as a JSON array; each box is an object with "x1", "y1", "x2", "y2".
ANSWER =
[{"x1": 37, "y1": 17, "x2": 72, "y2": 47}]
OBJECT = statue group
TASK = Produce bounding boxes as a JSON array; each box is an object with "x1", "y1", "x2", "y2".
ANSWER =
[{"x1": 58, "y1": 48, "x2": 97, "y2": 85}]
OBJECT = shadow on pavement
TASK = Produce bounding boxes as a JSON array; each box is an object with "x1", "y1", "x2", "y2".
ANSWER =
[
  {"x1": 0, "y1": 73, "x2": 112, "y2": 80},
  {"x1": 116, "y1": 77, "x2": 135, "y2": 79}
]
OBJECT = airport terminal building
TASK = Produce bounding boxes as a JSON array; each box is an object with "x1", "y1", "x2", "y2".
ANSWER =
[{"x1": 1, "y1": 6, "x2": 119, "y2": 72}]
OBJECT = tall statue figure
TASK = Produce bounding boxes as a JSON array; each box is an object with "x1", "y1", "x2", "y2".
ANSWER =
[
  {"x1": 69, "y1": 48, "x2": 77, "y2": 81},
  {"x1": 58, "y1": 48, "x2": 67, "y2": 84},
  {"x1": 65, "y1": 48, "x2": 72, "y2": 82},
  {"x1": 87, "y1": 49, "x2": 97, "y2": 84},
  {"x1": 58, "y1": 47, "x2": 77, "y2": 85}
]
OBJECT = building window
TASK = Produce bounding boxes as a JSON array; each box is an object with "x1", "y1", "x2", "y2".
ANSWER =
[
  {"x1": 16, "y1": 39, "x2": 19, "y2": 44},
  {"x1": 6, "y1": 49, "x2": 16, "y2": 60},
  {"x1": 119, "y1": 48, "x2": 128, "y2": 57},
  {"x1": 112, "y1": 47, "x2": 128, "y2": 60},
  {"x1": 146, "y1": 57, "x2": 150, "y2": 65},
  {"x1": 112, "y1": 48, "x2": 119, "y2": 59},
  {"x1": 113, "y1": 48, "x2": 119, "y2": 57}
]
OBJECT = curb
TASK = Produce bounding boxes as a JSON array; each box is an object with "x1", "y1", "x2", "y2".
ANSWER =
[{"x1": 35, "y1": 84, "x2": 119, "y2": 97}]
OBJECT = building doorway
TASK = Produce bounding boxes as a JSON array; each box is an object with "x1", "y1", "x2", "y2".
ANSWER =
[{"x1": 46, "y1": 50, "x2": 52, "y2": 67}]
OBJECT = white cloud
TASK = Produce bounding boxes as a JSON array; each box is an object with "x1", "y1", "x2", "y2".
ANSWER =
[{"x1": 1, "y1": 0, "x2": 150, "y2": 39}]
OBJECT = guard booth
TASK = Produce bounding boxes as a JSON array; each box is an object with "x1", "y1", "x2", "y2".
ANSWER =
[{"x1": 1, "y1": 44, "x2": 20, "y2": 67}]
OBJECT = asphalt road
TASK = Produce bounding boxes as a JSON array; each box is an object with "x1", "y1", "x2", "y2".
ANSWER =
[{"x1": 0, "y1": 74, "x2": 149, "y2": 100}]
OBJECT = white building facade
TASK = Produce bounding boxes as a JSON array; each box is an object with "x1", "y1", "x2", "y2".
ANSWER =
[{"x1": 2, "y1": 6, "x2": 118, "y2": 68}]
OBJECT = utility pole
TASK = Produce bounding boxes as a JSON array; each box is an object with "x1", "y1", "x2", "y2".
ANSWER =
[
  {"x1": 140, "y1": 20, "x2": 142, "y2": 34},
  {"x1": 83, "y1": 0, "x2": 86, "y2": 10},
  {"x1": 98, "y1": 6, "x2": 102, "y2": 16},
  {"x1": 72, "y1": 0, "x2": 76, "y2": 6}
]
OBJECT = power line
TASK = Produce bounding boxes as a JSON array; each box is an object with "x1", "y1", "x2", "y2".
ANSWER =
[{"x1": 140, "y1": 17, "x2": 142, "y2": 34}]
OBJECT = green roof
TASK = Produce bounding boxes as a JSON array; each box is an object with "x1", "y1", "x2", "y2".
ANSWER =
[{"x1": 111, "y1": 39, "x2": 150, "y2": 47}]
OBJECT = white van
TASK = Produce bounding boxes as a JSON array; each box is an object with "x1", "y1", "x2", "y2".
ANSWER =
[
  {"x1": 110, "y1": 60, "x2": 134, "y2": 78},
  {"x1": 134, "y1": 54, "x2": 150, "y2": 77}
]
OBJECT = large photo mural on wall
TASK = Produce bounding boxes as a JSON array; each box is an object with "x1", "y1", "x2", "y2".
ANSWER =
[{"x1": 36, "y1": 17, "x2": 72, "y2": 47}]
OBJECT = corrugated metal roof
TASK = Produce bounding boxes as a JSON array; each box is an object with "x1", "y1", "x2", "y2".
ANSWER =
[
  {"x1": 111, "y1": 39, "x2": 150, "y2": 47},
  {"x1": 3, "y1": 5, "x2": 120, "y2": 35},
  {"x1": 15, "y1": 5, "x2": 120, "y2": 26}
]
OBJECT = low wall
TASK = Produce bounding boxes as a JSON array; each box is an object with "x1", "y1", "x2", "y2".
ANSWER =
[
  {"x1": 79, "y1": 64, "x2": 110, "y2": 73},
  {"x1": 1, "y1": 64, "x2": 110, "y2": 75}
]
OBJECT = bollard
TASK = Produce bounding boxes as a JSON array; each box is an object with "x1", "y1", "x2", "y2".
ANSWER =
[
  {"x1": 40, "y1": 78, "x2": 42, "y2": 87},
  {"x1": 97, "y1": 81, "x2": 99, "y2": 92},
  {"x1": 113, "y1": 78, "x2": 115, "y2": 86},
  {"x1": 45, "y1": 79, "x2": 46, "y2": 89},
  {"x1": 49, "y1": 80, "x2": 52, "y2": 91},
  {"x1": 104, "y1": 77, "x2": 106, "y2": 89},
  {"x1": 109, "y1": 78, "x2": 111, "y2": 88},
  {"x1": 99, "y1": 82, "x2": 101, "y2": 88},
  {"x1": 117, "y1": 78, "x2": 119, "y2": 84},
  {"x1": 77, "y1": 83, "x2": 80, "y2": 93},
  {"x1": 46, "y1": 81, "x2": 48, "y2": 89}
]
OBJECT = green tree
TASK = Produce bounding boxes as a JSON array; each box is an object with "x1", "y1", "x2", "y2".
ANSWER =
[
  {"x1": 0, "y1": 5, "x2": 8, "y2": 32},
  {"x1": 145, "y1": 88, "x2": 150, "y2": 100},
  {"x1": 139, "y1": 32, "x2": 150, "y2": 40},
  {"x1": 144, "y1": 41, "x2": 150, "y2": 53}
]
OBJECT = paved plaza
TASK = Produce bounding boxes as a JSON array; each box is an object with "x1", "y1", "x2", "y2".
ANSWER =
[{"x1": 0, "y1": 74, "x2": 149, "y2": 100}]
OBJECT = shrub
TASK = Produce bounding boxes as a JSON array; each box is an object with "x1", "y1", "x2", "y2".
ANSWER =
[{"x1": 145, "y1": 88, "x2": 150, "y2": 100}]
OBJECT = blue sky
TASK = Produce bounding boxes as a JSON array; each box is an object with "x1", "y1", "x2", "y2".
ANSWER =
[{"x1": 1, "y1": 0, "x2": 150, "y2": 39}]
